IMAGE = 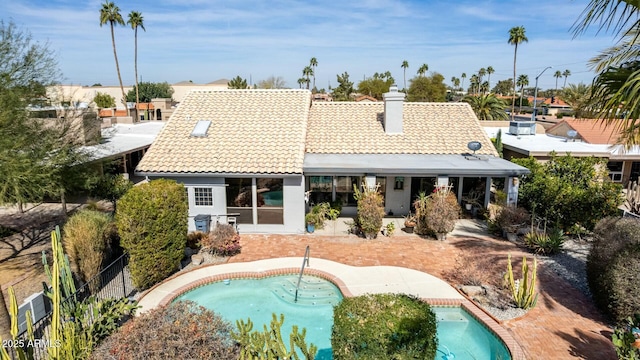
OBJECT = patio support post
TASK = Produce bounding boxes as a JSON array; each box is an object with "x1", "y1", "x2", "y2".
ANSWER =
[
  {"x1": 251, "y1": 178, "x2": 258, "y2": 225},
  {"x1": 505, "y1": 176, "x2": 519, "y2": 206},
  {"x1": 484, "y1": 177, "x2": 492, "y2": 208},
  {"x1": 457, "y1": 177, "x2": 464, "y2": 203}
]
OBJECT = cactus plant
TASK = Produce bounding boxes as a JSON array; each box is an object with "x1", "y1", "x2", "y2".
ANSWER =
[
  {"x1": 627, "y1": 180, "x2": 640, "y2": 215},
  {"x1": 233, "y1": 313, "x2": 318, "y2": 360},
  {"x1": 0, "y1": 287, "x2": 36, "y2": 360},
  {"x1": 504, "y1": 254, "x2": 538, "y2": 310}
]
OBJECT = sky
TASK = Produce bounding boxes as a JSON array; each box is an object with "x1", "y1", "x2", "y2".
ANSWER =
[{"x1": 0, "y1": 0, "x2": 622, "y2": 91}]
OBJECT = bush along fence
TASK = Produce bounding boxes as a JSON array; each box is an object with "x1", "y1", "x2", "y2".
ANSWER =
[{"x1": 5, "y1": 251, "x2": 135, "y2": 360}]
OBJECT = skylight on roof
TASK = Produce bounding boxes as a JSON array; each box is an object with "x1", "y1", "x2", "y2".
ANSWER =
[{"x1": 191, "y1": 120, "x2": 211, "y2": 137}]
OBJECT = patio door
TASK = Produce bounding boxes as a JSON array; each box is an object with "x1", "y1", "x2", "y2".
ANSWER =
[{"x1": 410, "y1": 177, "x2": 435, "y2": 209}]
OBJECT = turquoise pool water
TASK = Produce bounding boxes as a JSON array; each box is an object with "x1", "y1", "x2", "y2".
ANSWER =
[{"x1": 175, "y1": 275, "x2": 511, "y2": 360}]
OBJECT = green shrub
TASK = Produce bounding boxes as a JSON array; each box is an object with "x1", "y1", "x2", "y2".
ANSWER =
[
  {"x1": 63, "y1": 210, "x2": 116, "y2": 287},
  {"x1": 588, "y1": 217, "x2": 640, "y2": 322},
  {"x1": 200, "y1": 224, "x2": 242, "y2": 256},
  {"x1": 332, "y1": 293, "x2": 438, "y2": 359},
  {"x1": 612, "y1": 314, "x2": 640, "y2": 359},
  {"x1": 91, "y1": 301, "x2": 239, "y2": 360},
  {"x1": 354, "y1": 184, "x2": 385, "y2": 239},
  {"x1": 513, "y1": 154, "x2": 623, "y2": 232},
  {"x1": 115, "y1": 179, "x2": 187, "y2": 290}
]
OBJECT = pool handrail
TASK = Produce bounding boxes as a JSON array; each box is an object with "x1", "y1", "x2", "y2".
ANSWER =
[{"x1": 294, "y1": 246, "x2": 311, "y2": 302}]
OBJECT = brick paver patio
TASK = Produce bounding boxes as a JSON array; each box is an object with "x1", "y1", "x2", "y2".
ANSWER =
[{"x1": 230, "y1": 229, "x2": 616, "y2": 360}]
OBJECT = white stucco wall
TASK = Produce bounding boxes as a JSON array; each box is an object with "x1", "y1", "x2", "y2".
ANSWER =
[{"x1": 384, "y1": 176, "x2": 412, "y2": 216}]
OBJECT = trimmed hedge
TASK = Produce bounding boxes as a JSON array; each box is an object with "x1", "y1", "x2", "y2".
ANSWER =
[
  {"x1": 332, "y1": 293, "x2": 438, "y2": 359},
  {"x1": 587, "y1": 217, "x2": 640, "y2": 322},
  {"x1": 115, "y1": 179, "x2": 187, "y2": 289}
]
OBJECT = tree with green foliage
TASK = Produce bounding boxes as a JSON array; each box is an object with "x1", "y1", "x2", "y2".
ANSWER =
[
  {"x1": 115, "y1": 179, "x2": 187, "y2": 289},
  {"x1": 310, "y1": 57, "x2": 318, "y2": 90},
  {"x1": 417, "y1": 63, "x2": 428, "y2": 77},
  {"x1": 257, "y1": 76, "x2": 286, "y2": 89},
  {"x1": 302, "y1": 66, "x2": 313, "y2": 90},
  {"x1": 562, "y1": 69, "x2": 571, "y2": 88},
  {"x1": 554, "y1": 70, "x2": 562, "y2": 91},
  {"x1": 512, "y1": 154, "x2": 623, "y2": 231},
  {"x1": 461, "y1": 72, "x2": 467, "y2": 92},
  {"x1": 492, "y1": 78, "x2": 514, "y2": 96},
  {"x1": 125, "y1": 81, "x2": 174, "y2": 102},
  {"x1": 516, "y1": 74, "x2": 529, "y2": 113},
  {"x1": 487, "y1": 65, "x2": 495, "y2": 89},
  {"x1": 463, "y1": 93, "x2": 508, "y2": 120},
  {"x1": 332, "y1": 72, "x2": 354, "y2": 101},
  {"x1": 560, "y1": 83, "x2": 594, "y2": 119},
  {"x1": 227, "y1": 76, "x2": 248, "y2": 89},
  {"x1": 508, "y1": 26, "x2": 528, "y2": 120},
  {"x1": 357, "y1": 72, "x2": 394, "y2": 100},
  {"x1": 407, "y1": 72, "x2": 447, "y2": 102},
  {"x1": 332, "y1": 293, "x2": 437, "y2": 359},
  {"x1": 493, "y1": 129, "x2": 504, "y2": 157},
  {"x1": 99, "y1": 1, "x2": 127, "y2": 115},
  {"x1": 127, "y1": 11, "x2": 145, "y2": 107},
  {"x1": 93, "y1": 92, "x2": 116, "y2": 108}
]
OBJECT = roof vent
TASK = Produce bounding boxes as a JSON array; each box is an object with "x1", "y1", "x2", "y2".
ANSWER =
[
  {"x1": 509, "y1": 121, "x2": 536, "y2": 135},
  {"x1": 191, "y1": 120, "x2": 211, "y2": 137}
]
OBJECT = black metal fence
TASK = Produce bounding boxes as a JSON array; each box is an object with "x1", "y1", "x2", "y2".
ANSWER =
[{"x1": 7, "y1": 254, "x2": 134, "y2": 360}]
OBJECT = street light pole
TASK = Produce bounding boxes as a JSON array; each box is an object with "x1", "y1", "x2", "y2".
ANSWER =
[{"x1": 532, "y1": 66, "x2": 552, "y2": 121}]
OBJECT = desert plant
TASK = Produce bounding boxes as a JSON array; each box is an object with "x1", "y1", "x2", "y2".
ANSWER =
[
  {"x1": 233, "y1": 313, "x2": 318, "y2": 360},
  {"x1": 115, "y1": 179, "x2": 187, "y2": 290},
  {"x1": 504, "y1": 254, "x2": 538, "y2": 310},
  {"x1": 524, "y1": 229, "x2": 564, "y2": 255},
  {"x1": 589, "y1": 217, "x2": 640, "y2": 322},
  {"x1": 412, "y1": 192, "x2": 430, "y2": 234},
  {"x1": 496, "y1": 205, "x2": 529, "y2": 234},
  {"x1": 385, "y1": 222, "x2": 395, "y2": 236},
  {"x1": 627, "y1": 180, "x2": 640, "y2": 215},
  {"x1": 63, "y1": 210, "x2": 115, "y2": 289},
  {"x1": 332, "y1": 293, "x2": 438, "y2": 359},
  {"x1": 305, "y1": 202, "x2": 336, "y2": 229},
  {"x1": 200, "y1": 224, "x2": 242, "y2": 256},
  {"x1": 91, "y1": 301, "x2": 239, "y2": 360},
  {"x1": 186, "y1": 231, "x2": 206, "y2": 249},
  {"x1": 425, "y1": 187, "x2": 461, "y2": 236},
  {"x1": 404, "y1": 213, "x2": 416, "y2": 227},
  {"x1": 354, "y1": 183, "x2": 385, "y2": 239},
  {"x1": 612, "y1": 314, "x2": 640, "y2": 360},
  {"x1": 0, "y1": 287, "x2": 36, "y2": 360}
]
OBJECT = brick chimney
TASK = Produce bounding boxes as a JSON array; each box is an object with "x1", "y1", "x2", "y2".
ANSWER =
[{"x1": 382, "y1": 84, "x2": 405, "y2": 134}]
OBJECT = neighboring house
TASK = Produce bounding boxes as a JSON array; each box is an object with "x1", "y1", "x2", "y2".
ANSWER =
[
  {"x1": 312, "y1": 93, "x2": 333, "y2": 102},
  {"x1": 485, "y1": 120, "x2": 640, "y2": 185},
  {"x1": 354, "y1": 95, "x2": 378, "y2": 102},
  {"x1": 541, "y1": 97, "x2": 571, "y2": 115},
  {"x1": 136, "y1": 87, "x2": 529, "y2": 234}
]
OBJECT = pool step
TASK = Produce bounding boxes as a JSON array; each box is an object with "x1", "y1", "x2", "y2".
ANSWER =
[{"x1": 270, "y1": 276, "x2": 341, "y2": 306}]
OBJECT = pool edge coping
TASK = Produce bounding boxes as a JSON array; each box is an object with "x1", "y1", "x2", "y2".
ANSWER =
[{"x1": 154, "y1": 267, "x2": 526, "y2": 360}]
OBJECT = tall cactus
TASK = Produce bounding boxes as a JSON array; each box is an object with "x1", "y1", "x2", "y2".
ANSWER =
[
  {"x1": 42, "y1": 226, "x2": 76, "y2": 301},
  {"x1": 233, "y1": 313, "x2": 318, "y2": 360},
  {"x1": 505, "y1": 254, "x2": 538, "y2": 310},
  {"x1": 626, "y1": 180, "x2": 640, "y2": 215},
  {"x1": 0, "y1": 287, "x2": 35, "y2": 360}
]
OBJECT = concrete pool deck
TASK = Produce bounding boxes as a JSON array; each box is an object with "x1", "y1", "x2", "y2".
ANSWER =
[{"x1": 137, "y1": 257, "x2": 464, "y2": 311}]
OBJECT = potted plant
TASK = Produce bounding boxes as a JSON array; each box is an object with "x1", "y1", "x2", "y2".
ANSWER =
[
  {"x1": 385, "y1": 222, "x2": 395, "y2": 237},
  {"x1": 462, "y1": 190, "x2": 482, "y2": 213},
  {"x1": 403, "y1": 213, "x2": 416, "y2": 233},
  {"x1": 496, "y1": 205, "x2": 529, "y2": 242},
  {"x1": 425, "y1": 187, "x2": 461, "y2": 240},
  {"x1": 412, "y1": 192, "x2": 430, "y2": 235},
  {"x1": 305, "y1": 202, "x2": 334, "y2": 233},
  {"x1": 354, "y1": 183, "x2": 385, "y2": 239}
]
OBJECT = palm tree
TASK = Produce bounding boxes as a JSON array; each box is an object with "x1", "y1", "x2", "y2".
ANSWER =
[
  {"x1": 127, "y1": 11, "x2": 144, "y2": 119},
  {"x1": 487, "y1": 66, "x2": 495, "y2": 89},
  {"x1": 100, "y1": 1, "x2": 127, "y2": 116},
  {"x1": 561, "y1": 83, "x2": 593, "y2": 119},
  {"x1": 461, "y1": 73, "x2": 467, "y2": 93},
  {"x1": 228, "y1": 76, "x2": 248, "y2": 89},
  {"x1": 480, "y1": 81, "x2": 489, "y2": 94},
  {"x1": 417, "y1": 64, "x2": 428, "y2": 77},
  {"x1": 508, "y1": 26, "x2": 528, "y2": 120},
  {"x1": 462, "y1": 93, "x2": 509, "y2": 120},
  {"x1": 562, "y1": 69, "x2": 571, "y2": 88},
  {"x1": 297, "y1": 78, "x2": 306, "y2": 89},
  {"x1": 310, "y1": 57, "x2": 318, "y2": 90},
  {"x1": 516, "y1": 74, "x2": 529, "y2": 113},
  {"x1": 469, "y1": 74, "x2": 479, "y2": 95},
  {"x1": 453, "y1": 77, "x2": 460, "y2": 90},
  {"x1": 401, "y1": 60, "x2": 409, "y2": 90},
  {"x1": 554, "y1": 70, "x2": 562, "y2": 92},
  {"x1": 478, "y1": 68, "x2": 487, "y2": 84},
  {"x1": 302, "y1": 66, "x2": 313, "y2": 90}
]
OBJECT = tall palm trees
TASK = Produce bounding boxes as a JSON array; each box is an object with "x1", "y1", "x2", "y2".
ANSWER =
[
  {"x1": 487, "y1": 66, "x2": 495, "y2": 90},
  {"x1": 554, "y1": 70, "x2": 562, "y2": 92},
  {"x1": 401, "y1": 60, "x2": 409, "y2": 90},
  {"x1": 417, "y1": 64, "x2": 428, "y2": 77},
  {"x1": 310, "y1": 57, "x2": 318, "y2": 90},
  {"x1": 517, "y1": 74, "x2": 529, "y2": 113},
  {"x1": 508, "y1": 26, "x2": 528, "y2": 119},
  {"x1": 461, "y1": 73, "x2": 467, "y2": 93},
  {"x1": 127, "y1": 11, "x2": 144, "y2": 117},
  {"x1": 100, "y1": 1, "x2": 127, "y2": 115},
  {"x1": 562, "y1": 69, "x2": 571, "y2": 88},
  {"x1": 302, "y1": 66, "x2": 313, "y2": 90},
  {"x1": 463, "y1": 93, "x2": 509, "y2": 120}
]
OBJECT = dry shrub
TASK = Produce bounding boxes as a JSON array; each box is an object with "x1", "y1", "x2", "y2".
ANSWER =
[
  {"x1": 63, "y1": 210, "x2": 115, "y2": 286},
  {"x1": 187, "y1": 231, "x2": 206, "y2": 249},
  {"x1": 443, "y1": 253, "x2": 503, "y2": 287},
  {"x1": 91, "y1": 301, "x2": 239, "y2": 360},
  {"x1": 201, "y1": 224, "x2": 242, "y2": 256}
]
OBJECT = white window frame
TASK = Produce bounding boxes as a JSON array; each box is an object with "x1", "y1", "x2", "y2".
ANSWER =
[{"x1": 193, "y1": 187, "x2": 214, "y2": 207}]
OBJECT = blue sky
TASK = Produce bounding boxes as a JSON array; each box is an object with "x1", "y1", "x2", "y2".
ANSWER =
[{"x1": 0, "y1": 0, "x2": 619, "y2": 90}]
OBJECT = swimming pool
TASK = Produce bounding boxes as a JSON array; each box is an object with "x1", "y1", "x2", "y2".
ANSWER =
[{"x1": 174, "y1": 275, "x2": 511, "y2": 360}]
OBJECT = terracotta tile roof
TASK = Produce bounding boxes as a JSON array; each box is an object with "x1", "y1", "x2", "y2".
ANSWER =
[
  {"x1": 136, "y1": 90, "x2": 311, "y2": 174},
  {"x1": 548, "y1": 119, "x2": 622, "y2": 144},
  {"x1": 98, "y1": 109, "x2": 127, "y2": 117},
  {"x1": 542, "y1": 97, "x2": 569, "y2": 106},
  {"x1": 355, "y1": 95, "x2": 378, "y2": 102},
  {"x1": 136, "y1": 103, "x2": 155, "y2": 110},
  {"x1": 305, "y1": 102, "x2": 498, "y2": 156}
]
